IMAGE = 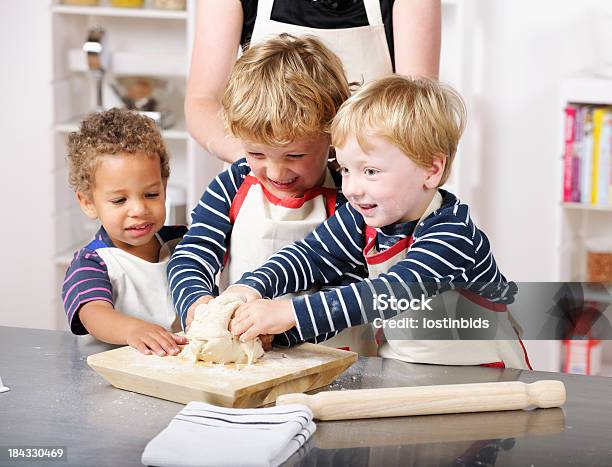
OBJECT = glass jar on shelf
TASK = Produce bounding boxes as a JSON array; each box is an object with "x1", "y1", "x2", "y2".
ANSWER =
[{"x1": 586, "y1": 237, "x2": 612, "y2": 283}]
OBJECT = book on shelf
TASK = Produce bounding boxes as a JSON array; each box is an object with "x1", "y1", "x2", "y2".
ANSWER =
[
  {"x1": 604, "y1": 112, "x2": 612, "y2": 206},
  {"x1": 580, "y1": 108, "x2": 594, "y2": 204},
  {"x1": 562, "y1": 105, "x2": 576, "y2": 202},
  {"x1": 562, "y1": 104, "x2": 612, "y2": 207}
]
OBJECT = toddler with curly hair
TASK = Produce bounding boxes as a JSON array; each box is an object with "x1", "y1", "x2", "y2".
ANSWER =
[{"x1": 62, "y1": 108, "x2": 187, "y2": 355}]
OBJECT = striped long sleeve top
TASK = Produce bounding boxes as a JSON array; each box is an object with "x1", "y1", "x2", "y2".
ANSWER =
[
  {"x1": 167, "y1": 158, "x2": 359, "y2": 336},
  {"x1": 236, "y1": 190, "x2": 517, "y2": 342}
]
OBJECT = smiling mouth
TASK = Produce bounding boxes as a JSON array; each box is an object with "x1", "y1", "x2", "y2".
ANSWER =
[
  {"x1": 357, "y1": 203, "x2": 377, "y2": 211},
  {"x1": 268, "y1": 177, "x2": 298, "y2": 189},
  {"x1": 126, "y1": 222, "x2": 154, "y2": 232}
]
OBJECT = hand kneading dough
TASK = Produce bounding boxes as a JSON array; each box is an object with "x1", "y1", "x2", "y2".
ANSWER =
[{"x1": 181, "y1": 294, "x2": 264, "y2": 364}]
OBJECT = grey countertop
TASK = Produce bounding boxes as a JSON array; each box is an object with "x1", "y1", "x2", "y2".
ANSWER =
[{"x1": 1, "y1": 326, "x2": 611, "y2": 466}]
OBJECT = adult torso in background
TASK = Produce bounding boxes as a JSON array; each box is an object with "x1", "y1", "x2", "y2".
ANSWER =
[{"x1": 240, "y1": 0, "x2": 396, "y2": 70}]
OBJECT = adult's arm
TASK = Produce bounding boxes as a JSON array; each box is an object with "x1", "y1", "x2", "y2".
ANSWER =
[
  {"x1": 393, "y1": 0, "x2": 441, "y2": 79},
  {"x1": 185, "y1": 0, "x2": 244, "y2": 163}
]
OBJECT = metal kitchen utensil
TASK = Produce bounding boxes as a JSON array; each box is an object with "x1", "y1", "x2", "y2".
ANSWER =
[
  {"x1": 83, "y1": 28, "x2": 109, "y2": 111},
  {"x1": 110, "y1": 75, "x2": 174, "y2": 128},
  {"x1": 110, "y1": 76, "x2": 169, "y2": 111}
]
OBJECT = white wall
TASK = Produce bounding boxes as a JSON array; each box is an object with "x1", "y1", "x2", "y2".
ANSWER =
[
  {"x1": 467, "y1": 0, "x2": 611, "y2": 281},
  {"x1": 0, "y1": 1, "x2": 55, "y2": 329}
]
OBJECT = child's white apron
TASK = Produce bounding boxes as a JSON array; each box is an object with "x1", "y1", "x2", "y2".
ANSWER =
[
  {"x1": 364, "y1": 192, "x2": 532, "y2": 369},
  {"x1": 250, "y1": 0, "x2": 393, "y2": 85},
  {"x1": 95, "y1": 234, "x2": 181, "y2": 332},
  {"x1": 221, "y1": 170, "x2": 376, "y2": 355}
]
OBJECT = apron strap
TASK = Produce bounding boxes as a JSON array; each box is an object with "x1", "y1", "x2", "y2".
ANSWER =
[
  {"x1": 255, "y1": 0, "x2": 275, "y2": 20},
  {"x1": 321, "y1": 187, "x2": 338, "y2": 217},
  {"x1": 458, "y1": 289, "x2": 508, "y2": 313},
  {"x1": 363, "y1": 0, "x2": 384, "y2": 26},
  {"x1": 232, "y1": 174, "x2": 338, "y2": 219},
  {"x1": 364, "y1": 224, "x2": 377, "y2": 245},
  {"x1": 229, "y1": 175, "x2": 259, "y2": 224},
  {"x1": 226, "y1": 175, "x2": 259, "y2": 268}
]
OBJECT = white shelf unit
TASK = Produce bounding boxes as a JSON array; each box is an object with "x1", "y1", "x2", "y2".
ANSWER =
[
  {"x1": 51, "y1": 4, "x2": 189, "y2": 19},
  {"x1": 555, "y1": 77, "x2": 612, "y2": 283},
  {"x1": 54, "y1": 116, "x2": 189, "y2": 140},
  {"x1": 50, "y1": 0, "x2": 220, "y2": 330},
  {"x1": 549, "y1": 76, "x2": 612, "y2": 375}
]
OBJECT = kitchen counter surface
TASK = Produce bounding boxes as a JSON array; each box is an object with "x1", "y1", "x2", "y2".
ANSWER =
[{"x1": 1, "y1": 326, "x2": 611, "y2": 466}]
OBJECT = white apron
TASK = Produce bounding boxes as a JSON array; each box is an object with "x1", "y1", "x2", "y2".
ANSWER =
[
  {"x1": 366, "y1": 192, "x2": 532, "y2": 369},
  {"x1": 249, "y1": 0, "x2": 393, "y2": 85},
  {"x1": 95, "y1": 234, "x2": 181, "y2": 332},
  {"x1": 221, "y1": 170, "x2": 376, "y2": 355}
]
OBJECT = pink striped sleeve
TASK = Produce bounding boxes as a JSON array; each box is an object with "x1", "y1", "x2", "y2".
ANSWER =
[{"x1": 62, "y1": 248, "x2": 114, "y2": 335}]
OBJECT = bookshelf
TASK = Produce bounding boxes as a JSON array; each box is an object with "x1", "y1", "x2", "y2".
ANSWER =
[
  {"x1": 553, "y1": 76, "x2": 612, "y2": 375},
  {"x1": 556, "y1": 76, "x2": 612, "y2": 282}
]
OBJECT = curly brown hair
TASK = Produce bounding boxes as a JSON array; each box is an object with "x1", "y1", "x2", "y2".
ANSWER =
[{"x1": 67, "y1": 108, "x2": 170, "y2": 195}]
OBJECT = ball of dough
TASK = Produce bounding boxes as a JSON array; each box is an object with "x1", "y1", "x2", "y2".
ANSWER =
[{"x1": 181, "y1": 294, "x2": 264, "y2": 364}]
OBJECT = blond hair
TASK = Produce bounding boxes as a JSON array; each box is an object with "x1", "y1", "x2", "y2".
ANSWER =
[
  {"x1": 67, "y1": 108, "x2": 170, "y2": 195},
  {"x1": 222, "y1": 33, "x2": 350, "y2": 146},
  {"x1": 331, "y1": 75, "x2": 466, "y2": 186}
]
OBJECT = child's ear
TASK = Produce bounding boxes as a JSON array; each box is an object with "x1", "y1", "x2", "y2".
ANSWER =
[
  {"x1": 424, "y1": 154, "x2": 447, "y2": 189},
  {"x1": 76, "y1": 192, "x2": 98, "y2": 220}
]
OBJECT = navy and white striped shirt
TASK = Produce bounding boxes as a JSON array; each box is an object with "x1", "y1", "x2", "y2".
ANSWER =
[
  {"x1": 237, "y1": 190, "x2": 517, "y2": 342},
  {"x1": 167, "y1": 158, "x2": 358, "y2": 339}
]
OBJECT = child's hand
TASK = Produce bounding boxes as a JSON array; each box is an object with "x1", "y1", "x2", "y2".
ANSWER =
[
  {"x1": 260, "y1": 334, "x2": 274, "y2": 351},
  {"x1": 223, "y1": 285, "x2": 261, "y2": 303},
  {"x1": 126, "y1": 321, "x2": 188, "y2": 356},
  {"x1": 229, "y1": 299, "x2": 296, "y2": 342},
  {"x1": 185, "y1": 295, "x2": 215, "y2": 331}
]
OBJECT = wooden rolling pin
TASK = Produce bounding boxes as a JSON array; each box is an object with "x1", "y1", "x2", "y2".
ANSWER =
[{"x1": 276, "y1": 380, "x2": 566, "y2": 421}]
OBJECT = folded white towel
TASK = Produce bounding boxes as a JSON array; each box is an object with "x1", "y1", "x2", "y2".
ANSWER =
[{"x1": 141, "y1": 402, "x2": 316, "y2": 467}]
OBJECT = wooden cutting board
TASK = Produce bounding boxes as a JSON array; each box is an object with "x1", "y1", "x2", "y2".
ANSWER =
[{"x1": 87, "y1": 343, "x2": 356, "y2": 407}]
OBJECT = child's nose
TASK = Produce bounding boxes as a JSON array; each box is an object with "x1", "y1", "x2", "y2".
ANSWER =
[
  {"x1": 342, "y1": 176, "x2": 363, "y2": 198},
  {"x1": 128, "y1": 199, "x2": 147, "y2": 216},
  {"x1": 266, "y1": 162, "x2": 287, "y2": 181}
]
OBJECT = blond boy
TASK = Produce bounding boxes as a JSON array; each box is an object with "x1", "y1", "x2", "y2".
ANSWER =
[
  {"x1": 168, "y1": 34, "x2": 373, "y2": 351},
  {"x1": 228, "y1": 76, "x2": 531, "y2": 369}
]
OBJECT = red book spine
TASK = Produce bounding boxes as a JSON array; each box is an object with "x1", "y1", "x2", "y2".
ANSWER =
[{"x1": 563, "y1": 106, "x2": 576, "y2": 202}]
